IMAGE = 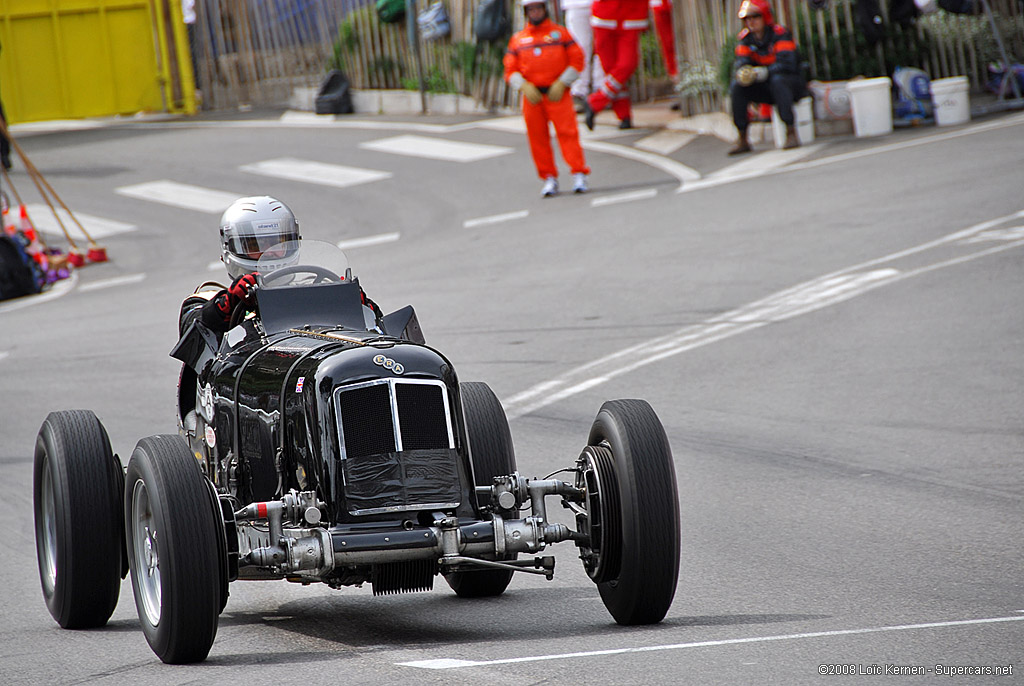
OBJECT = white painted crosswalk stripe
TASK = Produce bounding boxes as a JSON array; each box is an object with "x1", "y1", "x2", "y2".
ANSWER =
[
  {"x1": 337, "y1": 232, "x2": 401, "y2": 250},
  {"x1": 359, "y1": 135, "x2": 513, "y2": 162},
  {"x1": 116, "y1": 180, "x2": 242, "y2": 213},
  {"x1": 23, "y1": 205, "x2": 137, "y2": 239},
  {"x1": 239, "y1": 157, "x2": 392, "y2": 188}
]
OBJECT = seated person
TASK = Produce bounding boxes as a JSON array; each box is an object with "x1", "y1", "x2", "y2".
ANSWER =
[
  {"x1": 728, "y1": 0, "x2": 805, "y2": 155},
  {"x1": 179, "y1": 196, "x2": 380, "y2": 337}
]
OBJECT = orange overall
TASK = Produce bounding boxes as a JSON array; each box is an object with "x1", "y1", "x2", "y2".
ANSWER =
[{"x1": 505, "y1": 19, "x2": 590, "y2": 180}]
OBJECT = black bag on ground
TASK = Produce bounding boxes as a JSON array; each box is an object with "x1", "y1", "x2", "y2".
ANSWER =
[
  {"x1": 315, "y1": 70, "x2": 353, "y2": 115},
  {"x1": 474, "y1": 0, "x2": 510, "y2": 43},
  {"x1": 0, "y1": 233, "x2": 41, "y2": 301}
]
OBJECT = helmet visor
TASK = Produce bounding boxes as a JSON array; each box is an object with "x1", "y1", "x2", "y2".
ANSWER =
[{"x1": 225, "y1": 221, "x2": 301, "y2": 260}]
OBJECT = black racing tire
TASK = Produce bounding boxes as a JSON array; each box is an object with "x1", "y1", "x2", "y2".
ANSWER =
[
  {"x1": 125, "y1": 435, "x2": 222, "y2": 664},
  {"x1": 33, "y1": 410, "x2": 124, "y2": 629},
  {"x1": 587, "y1": 399, "x2": 680, "y2": 625},
  {"x1": 444, "y1": 382, "x2": 517, "y2": 598}
]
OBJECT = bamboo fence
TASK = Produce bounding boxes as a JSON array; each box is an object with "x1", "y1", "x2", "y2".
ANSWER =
[{"x1": 189, "y1": 0, "x2": 1023, "y2": 114}]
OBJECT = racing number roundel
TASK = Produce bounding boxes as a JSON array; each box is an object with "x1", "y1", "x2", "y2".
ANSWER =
[{"x1": 373, "y1": 354, "x2": 404, "y2": 375}]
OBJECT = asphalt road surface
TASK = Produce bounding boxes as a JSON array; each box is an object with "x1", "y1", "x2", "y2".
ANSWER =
[{"x1": 1, "y1": 109, "x2": 1022, "y2": 685}]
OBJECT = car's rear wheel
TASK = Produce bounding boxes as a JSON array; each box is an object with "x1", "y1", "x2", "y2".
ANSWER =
[
  {"x1": 580, "y1": 399, "x2": 679, "y2": 625},
  {"x1": 33, "y1": 410, "x2": 124, "y2": 628},
  {"x1": 125, "y1": 435, "x2": 222, "y2": 663},
  {"x1": 445, "y1": 381, "x2": 517, "y2": 598}
]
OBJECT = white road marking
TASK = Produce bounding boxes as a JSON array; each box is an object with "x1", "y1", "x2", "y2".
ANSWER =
[
  {"x1": 581, "y1": 139, "x2": 701, "y2": 187},
  {"x1": 705, "y1": 143, "x2": 824, "y2": 181},
  {"x1": 78, "y1": 273, "x2": 146, "y2": 292},
  {"x1": 463, "y1": 210, "x2": 530, "y2": 228},
  {"x1": 960, "y1": 225, "x2": 1024, "y2": 243},
  {"x1": 634, "y1": 130, "x2": 695, "y2": 155},
  {"x1": 337, "y1": 232, "x2": 401, "y2": 250},
  {"x1": 239, "y1": 158, "x2": 392, "y2": 188},
  {"x1": 116, "y1": 180, "x2": 241, "y2": 213},
  {"x1": 590, "y1": 188, "x2": 658, "y2": 207},
  {"x1": 502, "y1": 209, "x2": 1024, "y2": 419},
  {"x1": 0, "y1": 351, "x2": 8, "y2": 362},
  {"x1": 0, "y1": 273, "x2": 77, "y2": 313},
  {"x1": 23, "y1": 205, "x2": 136, "y2": 239},
  {"x1": 359, "y1": 135, "x2": 513, "y2": 162},
  {"x1": 678, "y1": 112, "x2": 1024, "y2": 193},
  {"x1": 398, "y1": 615, "x2": 1024, "y2": 669}
]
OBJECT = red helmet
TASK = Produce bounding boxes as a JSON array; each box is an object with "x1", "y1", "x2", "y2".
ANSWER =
[{"x1": 738, "y1": 0, "x2": 774, "y2": 24}]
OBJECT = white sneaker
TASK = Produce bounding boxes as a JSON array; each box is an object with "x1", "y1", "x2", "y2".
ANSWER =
[
  {"x1": 572, "y1": 173, "x2": 588, "y2": 194},
  {"x1": 541, "y1": 176, "x2": 558, "y2": 197}
]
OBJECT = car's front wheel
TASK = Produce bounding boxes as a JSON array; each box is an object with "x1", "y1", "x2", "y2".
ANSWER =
[
  {"x1": 580, "y1": 399, "x2": 680, "y2": 625},
  {"x1": 125, "y1": 435, "x2": 223, "y2": 663}
]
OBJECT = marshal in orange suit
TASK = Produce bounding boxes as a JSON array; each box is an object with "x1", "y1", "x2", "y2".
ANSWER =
[{"x1": 504, "y1": 0, "x2": 591, "y2": 197}]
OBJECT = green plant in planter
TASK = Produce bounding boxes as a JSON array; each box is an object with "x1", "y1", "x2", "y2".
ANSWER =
[{"x1": 677, "y1": 59, "x2": 719, "y2": 97}]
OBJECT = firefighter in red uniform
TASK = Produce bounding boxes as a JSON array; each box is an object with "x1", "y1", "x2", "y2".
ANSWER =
[
  {"x1": 584, "y1": 0, "x2": 648, "y2": 130},
  {"x1": 505, "y1": 0, "x2": 591, "y2": 197},
  {"x1": 728, "y1": 0, "x2": 805, "y2": 154}
]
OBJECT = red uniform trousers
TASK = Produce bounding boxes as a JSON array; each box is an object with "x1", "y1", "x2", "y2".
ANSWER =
[
  {"x1": 522, "y1": 93, "x2": 590, "y2": 180},
  {"x1": 650, "y1": 1, "x2": 677, "y2": 79},
  {"x1": 589, "y1": 26, "x2": 642, "y2": 121}
]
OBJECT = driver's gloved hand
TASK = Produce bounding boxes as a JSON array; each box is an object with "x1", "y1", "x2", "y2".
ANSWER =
[
  {"x1": 200, "y1": 273, "x2": 258, "y2": 332},
  {"x1": 229, "y1": 272, "x2": 258, "y2": 304}
]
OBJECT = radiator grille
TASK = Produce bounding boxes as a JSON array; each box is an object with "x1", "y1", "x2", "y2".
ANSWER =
[
  {"x1": 337, "y1": 383, "x2": 395, "y2": 459},
  {"x1": 396, "y1": 383, "x2": 450, "y2": 450},
  {"x1": 335, "y1": 379, "x2": 459, "y2": 515}
]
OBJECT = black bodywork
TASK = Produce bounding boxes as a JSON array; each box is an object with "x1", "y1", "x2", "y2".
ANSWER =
[{"x1": 172, "y1": 273, "x2": 489, "y2": 584}]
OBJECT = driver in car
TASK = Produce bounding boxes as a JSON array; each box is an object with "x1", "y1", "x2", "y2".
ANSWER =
[{"x1": 179, "y1": 196, "x2": 381, "y2": 337}]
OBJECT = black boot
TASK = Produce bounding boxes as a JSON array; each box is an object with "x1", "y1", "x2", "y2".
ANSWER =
[
  {"x1": 728, "y1": 129, "x2": 752, "y2": 155},
  {"x1": 783, "y1": 124, "x2": 800, "y2": 149},
  {"x1": 584, "y1": 101, "x2": 595, "y2": 131},
  {"x1": 618, "y1": 117, "x2": 632, "y2": 130}
]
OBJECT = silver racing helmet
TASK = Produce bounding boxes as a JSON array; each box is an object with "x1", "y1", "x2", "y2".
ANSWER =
[{"x1": 219, "y1": 196, "x2": 301, "y2": 280}]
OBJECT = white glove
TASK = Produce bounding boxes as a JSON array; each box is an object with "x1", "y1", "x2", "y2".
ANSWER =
[{"x1": 753, "y1": 66, "x2": 769, "y2": 82}]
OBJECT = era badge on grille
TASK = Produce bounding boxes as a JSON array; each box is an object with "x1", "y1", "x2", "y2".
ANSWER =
[{"x1": 373, "y1": 354, "x2": 404, "y2": 375}]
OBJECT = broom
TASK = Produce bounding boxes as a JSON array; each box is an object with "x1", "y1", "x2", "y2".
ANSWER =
[
  {"x1": 0, "y1": 118, "x2": 108, "y2": 264},
  {"x1": 0, "y1": 163, "x2": 68, "y2": 273}
]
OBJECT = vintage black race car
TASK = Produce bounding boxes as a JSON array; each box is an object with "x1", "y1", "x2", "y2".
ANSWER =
[{"x1": 33, "y1": 240, "x2": 681, "y2": 664}]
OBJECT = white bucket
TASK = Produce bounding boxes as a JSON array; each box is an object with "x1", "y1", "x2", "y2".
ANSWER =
[
  {"x1": 930, "y1": 76, "x2": 970, "y2": 126},
  {"x1": 848, "y1": 77, "x2": 893, "y2": 138},
  {"x1": 771, "y1": 97, "x2": 815, "y2": 148}
]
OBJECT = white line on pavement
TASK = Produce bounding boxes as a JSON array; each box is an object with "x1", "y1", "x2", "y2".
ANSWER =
[
  {"x1": 463, "y1": 210, "x2": 530, "y2": 228},
  {"x1": 581, "y1": 139, "x2": 701, "y2": 187},
  {"x1": 239, "y1": 158, "x2": 392, "y2": 188},
  {"x1": 116, "y1": 180, "x2": 242, "y2": 213},
  {"x1": 337, "y1": 232, "x2": 401, "y2": 250},
  {"x1": 78, "y1": 273, "x2": 146, "y2": 292},
  {"x1": 705, "y1": 143, "x2": 824, "y2": 181},
  {"x1": 359, "y1": 135, "x2": 514, "y2": 162},
  {"x1": 590, "y1": 188, "x2": 658, "y2": 207},
  {"x1": 501, "y1": 209, "x2": 1024, "y2": 419},
  {"x1": 23, "y1": 205, "x2": 137, "y2": 239},
  {"x1": 678, "y1": 112, "x2": 1024, "y2": 193},
  {"x1": 0, "y1": 351, "x2": 8, "y2": 362},
  {"x1": 634, "y1": 130, "x2": 696, "y2": 156},
  {"x1": 398, "y1": 615, "x2": 1024, "y2": 669}
]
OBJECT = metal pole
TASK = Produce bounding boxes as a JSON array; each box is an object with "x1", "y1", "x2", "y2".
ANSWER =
[{"x1": 405, "y1": 0, "x2": 428, "y2": 113}]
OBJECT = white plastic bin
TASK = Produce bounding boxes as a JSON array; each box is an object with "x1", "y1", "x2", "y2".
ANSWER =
[
  {"x1": 930, "y1": 76, "x2": 970, "y2": 126},
  {"x1": 848, "y1": 77, "x2": 893, "y2": 138},
  {"x1": 771, "y1": 97, "x2": 815, "y2": 148}
]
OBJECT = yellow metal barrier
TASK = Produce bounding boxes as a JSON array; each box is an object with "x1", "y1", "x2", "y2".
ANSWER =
[{"x1": 0, "y1": 0, "x2": 195, "y2": 124}]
